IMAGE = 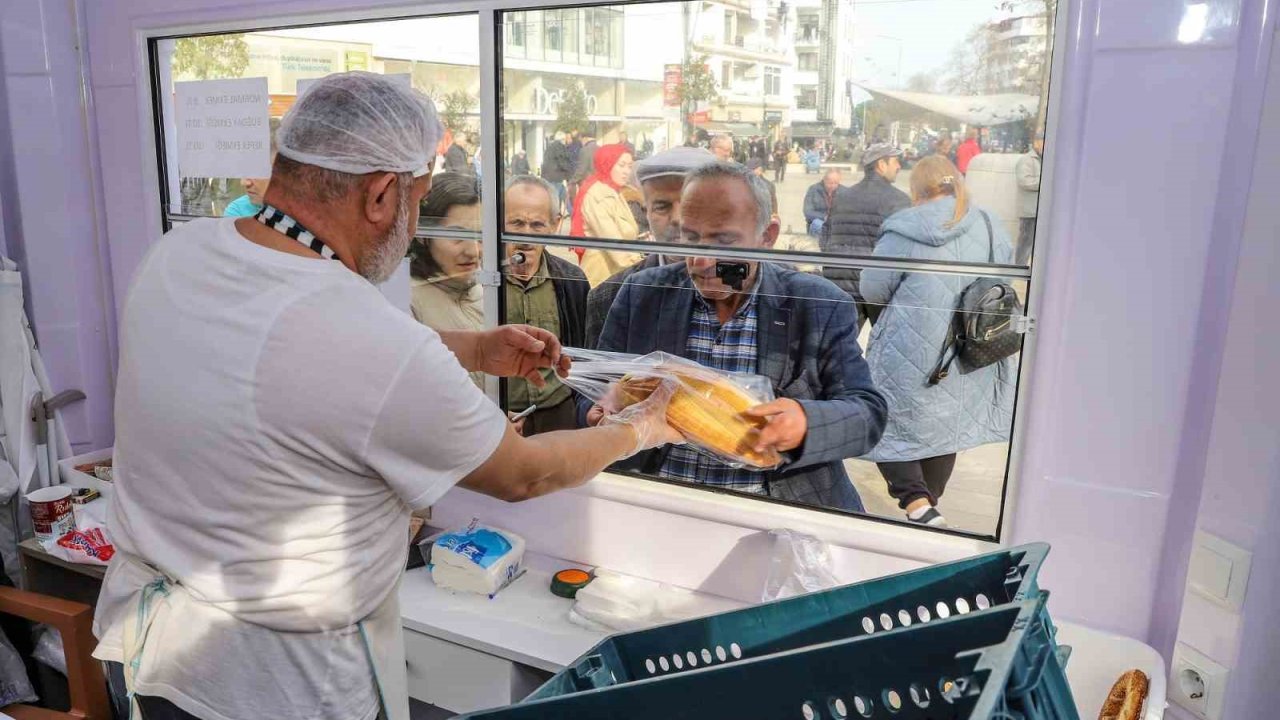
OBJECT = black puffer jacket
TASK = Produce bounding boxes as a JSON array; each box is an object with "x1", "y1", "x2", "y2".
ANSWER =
[{"x1": 820, "y1": 173, "x2": 910, "y2": 300}]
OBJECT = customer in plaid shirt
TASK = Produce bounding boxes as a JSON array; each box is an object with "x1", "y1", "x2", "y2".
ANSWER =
[{"x1": 582, "y1": 162, "x2": 888, "y2": 512}]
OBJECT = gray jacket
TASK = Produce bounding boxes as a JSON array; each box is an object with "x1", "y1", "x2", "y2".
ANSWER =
[
  {"x1": 1016, "y1": 152, "x2": 1042, "y2": 219},
  {"x1": 858, "y1": 197, "x2": 1018, "y2": 462},
  {"x1": 820, "y1": 173, "x2": 911, "y2": 301}
]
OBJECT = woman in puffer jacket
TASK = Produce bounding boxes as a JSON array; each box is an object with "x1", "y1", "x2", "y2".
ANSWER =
[{"x1": 858, "y1": 155, "x2": 1018, "y2": 529}]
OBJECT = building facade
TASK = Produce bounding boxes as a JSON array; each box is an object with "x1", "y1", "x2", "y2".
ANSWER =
[
  {"x1": 789, "y1": 0, "x2": 854, "y2": 140},
  {"x1": 501, "y1": 7, "x2": 683, "y2": 172},
  {"x1": 987, "y1": 11, "x2": 1050, "y2": 95},
  {"x1": 687, "y1": 0, "x2": 793, "y2": 140}
]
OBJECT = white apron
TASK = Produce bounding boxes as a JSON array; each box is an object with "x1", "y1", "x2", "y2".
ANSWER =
[{"x1": 115, "y1": 552, "x2": 409, "y2": 720}]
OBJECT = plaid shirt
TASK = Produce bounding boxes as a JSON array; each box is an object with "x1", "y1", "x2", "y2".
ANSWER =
[{"x1": 659, "y1": 290, "x2": 767, "y2": 494}]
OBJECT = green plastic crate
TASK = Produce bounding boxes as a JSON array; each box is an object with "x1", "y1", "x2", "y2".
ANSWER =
[
  {"x1": 457, "y1": 593, "x2": 1077, "y2": 719},
  {"x1": 526, "y1": 542, "x2": 1052, "y2": 702}
]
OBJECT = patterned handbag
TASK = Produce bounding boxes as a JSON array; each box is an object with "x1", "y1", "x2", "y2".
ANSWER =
[{"x1": 928, "y1": 211, "x2": 1024, "y2": 385}]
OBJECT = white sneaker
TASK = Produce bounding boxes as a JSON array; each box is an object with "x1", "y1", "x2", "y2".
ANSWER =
[{"x1": 907, "y1": 506, "x2": 949, "y2": 528}]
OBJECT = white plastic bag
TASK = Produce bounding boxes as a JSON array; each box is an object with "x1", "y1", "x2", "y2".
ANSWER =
[
  {"x1": 569, "y1": 569, "x2": 729, "y2": 632},
  {"x1": 32, "y1": 625, "x2": 65, "y2": 676},
  {"x1": 0, "y1": 625, "x2": 37, "y2": 706},
  {"x1": 761, "y1": 529, "x2": 840, "y2": 601},
  {"x1": 562, "y1": 348, "x2": 781, "y2": 469}
]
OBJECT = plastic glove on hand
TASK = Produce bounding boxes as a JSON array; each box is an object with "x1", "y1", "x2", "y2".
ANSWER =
[
  {"x1": 586, "y1": 382, "x2": 627, "y2": 427},
  {"x1": 602, "y1": 378, "x2": 684, "y2": 457}
]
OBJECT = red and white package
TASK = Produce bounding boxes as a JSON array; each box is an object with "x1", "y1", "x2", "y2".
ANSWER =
[{"x1": 51, "y1": 527, "x2": 115, "y2": 566}]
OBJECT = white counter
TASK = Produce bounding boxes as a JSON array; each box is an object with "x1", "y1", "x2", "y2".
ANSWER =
[
  {"x1": 399, "y1": 553, "x2": 610, "y2": 673},
  {"x1": 400, "y1": 553, "x2": 1167, "y2": 718}
]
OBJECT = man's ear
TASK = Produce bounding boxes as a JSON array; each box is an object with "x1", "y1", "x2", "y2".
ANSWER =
[
  {"x1": 364, "y1": 172, "x2": 399, "y2": 225},
  {"x1": 762, "y1": 218, "x2": 781, "y2": 248}
]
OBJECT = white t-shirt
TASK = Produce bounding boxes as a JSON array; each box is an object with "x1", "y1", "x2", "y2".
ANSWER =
[{"x1": 93, "y1": 218, "x2": 505, "y2": 720}]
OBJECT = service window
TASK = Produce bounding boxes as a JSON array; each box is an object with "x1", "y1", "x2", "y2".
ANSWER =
[
  {"x1": 151, "y1": 14, "x2": 482, "y2": 234},
  {"x1": 146, "y1": 0, "x2": 1058, "y2": 542},
  {"x1": 493, "y1": 0, "x2": 1055, "y2": 539}
]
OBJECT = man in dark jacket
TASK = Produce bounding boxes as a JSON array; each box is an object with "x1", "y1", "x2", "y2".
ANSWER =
[
  {"x1": 584, "y1": 146, "x2": 717, "y2": 347},
  {"x1": 572, "y1": 133, "x2": 599, "y2": 184},
  {"x1": 504, "y1": 176, "x2": 589, "y2": 435},
  {"x1": 582, "y1": 162, "x2": 888, "y2": 512},
  {"x1": 540, "y1": 132, "x2": 573, "y2": 213},
  {"x1": 820, "y1": 143, "x2": 910, "y2": 329},
  {"x1": 444, "y1": 134, "x2": 472, "y2": 175},
  {"x1": 567, "y1": 132, "x2": 598, "y2": 217},
  {"x1": 803, "y1": 169, "x2": 842, "y2": 237},
  {"x1": 511, "y1": 149, "x2": 531, "y2": 177}
]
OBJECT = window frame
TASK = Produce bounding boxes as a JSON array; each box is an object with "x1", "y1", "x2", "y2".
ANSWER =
[
  {"x1": 763, "y1": 64, "x2": 781, "y2": 96},
  {"x1": 141, "y1": 0, "x2": 1071, "y2": 548}
]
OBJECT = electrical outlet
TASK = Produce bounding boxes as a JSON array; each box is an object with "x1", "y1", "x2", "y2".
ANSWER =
[{"x1": 1171, "y1": 643, "x2": 1229, "y2": 719}]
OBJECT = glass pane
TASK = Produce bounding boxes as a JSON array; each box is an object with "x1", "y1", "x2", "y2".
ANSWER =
[
  {"x1": 502, "y1": 236, "x2": 1023, "y2": 537},
  {"x1": 411, "y1": 174, "x2": 483, "y2": 363},
  {"x1": 497, "y1": 0, "x2": 1052, "y2": 270},
  {"x1": 156, "y1": 15, "x2": 481, "y2": 221}
]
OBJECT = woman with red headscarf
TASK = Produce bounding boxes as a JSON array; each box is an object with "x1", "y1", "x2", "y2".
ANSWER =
[{"x1": 572, "y1": 143, "x2": 642, "y2": 286}]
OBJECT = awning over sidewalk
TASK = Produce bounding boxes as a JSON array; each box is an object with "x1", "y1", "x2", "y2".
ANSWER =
[
  {"x1": 694, "y1": 120, "x2": 761, "y2": 135},
  {"x1": 789, "y1": 120, "x2": 834, "y2": 138},
  {"x1": 853, "y1": 84, "x2": 1038, "y2": 126}
]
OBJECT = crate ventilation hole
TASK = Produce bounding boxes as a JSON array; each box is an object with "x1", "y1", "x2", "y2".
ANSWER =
[
  {"x1": 796, "y1": 675, "x2": 971, "y2": 718},
  {"x1": 644, "y1": 643, "x2": 743, "y2": 675},
  {"x1": 859, "y1": 592, "x2": 995, "y2": 636}
]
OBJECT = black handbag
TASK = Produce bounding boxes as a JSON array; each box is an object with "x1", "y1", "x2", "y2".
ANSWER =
[{"x1": 928, "y1": 211, "x2": 1024, "y2": 385}]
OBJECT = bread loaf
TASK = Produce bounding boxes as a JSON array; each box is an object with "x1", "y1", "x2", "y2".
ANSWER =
[
  {"x1": 616, "y1": 366, "x2": 781, "y2": 468},
  {"x1": 1098, "y1": 669, "x2": 1149, "y2": 720}
]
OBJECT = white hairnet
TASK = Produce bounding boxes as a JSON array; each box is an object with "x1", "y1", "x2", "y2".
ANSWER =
[{"x1": 276, "y1": 71, "x2": 444, "y2": 177}]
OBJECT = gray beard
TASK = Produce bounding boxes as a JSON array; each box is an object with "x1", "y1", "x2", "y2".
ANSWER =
[{"x1": 358, "y1": 187, "x2": 412, "y2": 284}]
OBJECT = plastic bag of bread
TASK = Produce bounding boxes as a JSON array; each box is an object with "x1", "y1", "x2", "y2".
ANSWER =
[{"x1": 564, "y1": 349, "x2": 782, "y2": 469}]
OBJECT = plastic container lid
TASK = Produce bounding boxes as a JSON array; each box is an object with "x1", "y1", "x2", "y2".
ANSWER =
[{"x1": 551, "y1": 569, "x2": 593, "y2": 598}]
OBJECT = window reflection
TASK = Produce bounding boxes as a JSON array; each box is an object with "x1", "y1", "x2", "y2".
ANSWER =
[
  {"x1": 519, "y1": 235, "x2": 1020, "y2": 536},
  {"x1": 503, "y1": 177, "x2": 589, "y2": 435},
  {"x1": 150, "y1": 0, "x2": 1057, "y2": 539},
  {"x1": 501, "y1": 0, "x2": 1051, "y2": 271},
  {"x1": 512, "y1": 148, "x2": 1024, "y2": 536},
  {"x1": 411, "y1": 174, "x2": 484, "y2": 386},
  {"x1": 159, "y1": 16, "x2": 482, "y2": 220}
]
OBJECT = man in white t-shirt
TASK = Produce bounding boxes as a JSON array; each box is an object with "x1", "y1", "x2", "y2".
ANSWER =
[{"x1": 91, "y1": 72, "x2": 679, "y2": 720}]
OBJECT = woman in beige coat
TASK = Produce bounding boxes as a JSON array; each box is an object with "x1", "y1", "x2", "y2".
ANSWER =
[{"x1": 571, "y1": 144, "x2": 642, "y2": 286}]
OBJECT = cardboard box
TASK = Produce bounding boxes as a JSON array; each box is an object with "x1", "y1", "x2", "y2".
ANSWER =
[{"x1": 58, "y1": 447, "x2": 114, "y2": 498}]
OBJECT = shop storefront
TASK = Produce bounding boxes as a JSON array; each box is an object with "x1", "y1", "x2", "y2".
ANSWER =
[{"x1": 502, "y1": 70, "x2": 673, "y2": 172}]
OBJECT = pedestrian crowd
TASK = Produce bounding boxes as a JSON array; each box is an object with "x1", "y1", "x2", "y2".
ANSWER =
[{"x1": 403, "y1": 123, "x2": 1038, "y2": 528}]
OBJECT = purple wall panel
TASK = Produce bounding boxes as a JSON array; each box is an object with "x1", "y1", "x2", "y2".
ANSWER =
[
  {"x1": 1010, "y1": 0, "x2": 1242, "y2": 639},
  {"x1": 0, "y1": 0, "x2": 115, "y2": 451},
  {"x1": 0, "y1": 1, "x2": 51, "y2": 75}
]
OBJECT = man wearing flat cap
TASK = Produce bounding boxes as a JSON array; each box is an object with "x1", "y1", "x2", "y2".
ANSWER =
[
  {"x1": 582, "y1": 161, "x2": 887, "y2": 512},
  {"x1": 820, "y1": 142, "x2": 910, "y2": 329},
  {"x1": 583, "y1": 146, "x2": 717, "y2": 348}
]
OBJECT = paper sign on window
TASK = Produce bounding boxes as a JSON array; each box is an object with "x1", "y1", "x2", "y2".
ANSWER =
[{"x1": 174, "y1": 78, "x2": 271, "y2": 179}]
